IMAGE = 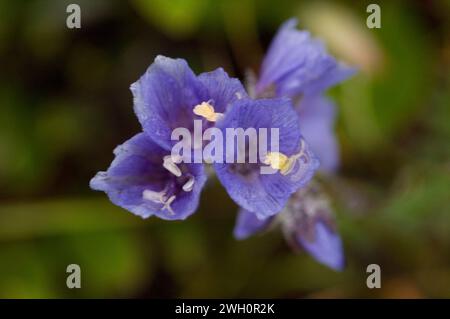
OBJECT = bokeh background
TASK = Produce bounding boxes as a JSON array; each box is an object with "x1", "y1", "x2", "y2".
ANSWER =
[{"x1": 0, "y1": 0, "x2": 449, "y2": 298}]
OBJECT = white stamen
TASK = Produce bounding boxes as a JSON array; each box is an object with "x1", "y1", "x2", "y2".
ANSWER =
[
  {"x1": 143, "y1": 189, "x2": 166, "y2": 203},
  {"x1": 182, "y1": 176, "x2": 195, "y2": 192},
  {"x1": 163, "y1": 155, "x2": 182, "y2": 177},
  {"x1": 162, "y1": 195, "x2": 176, "y2": 215},
  {"x1": 142, "y1": 188, "x2": 176, "y2": 215}
]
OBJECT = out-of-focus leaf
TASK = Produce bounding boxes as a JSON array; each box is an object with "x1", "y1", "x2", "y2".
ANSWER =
[
  {"x1": 0, "y1": 230, "x2": 150, "y2": 298},
  {"x1": 52, "y1": 231, "x2": 150, "y2": 297},
  {"x1": 132, "y1": 0, "x2": 209, "y2": 38},
  {"x1": 0, "y1": 243, "x2": 55, "y2": 298},
  {"x1": 380, "y1": 164, "x2": 450, "y2": 235},
  {"x1": 35, "y1": 99, "x2": 92, "y2": 156},
  {"x1": 0, "y1": 87, "x2": 46, "y2": 193},
  {"x1": 370, "y1": 2, "x2": 434, "y2": 137},
  {"x1": 0, "y1": 198, "x2": 143, "y2": 241}
]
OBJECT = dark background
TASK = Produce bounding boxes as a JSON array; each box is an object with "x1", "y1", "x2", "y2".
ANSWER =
[{"x1": 0, "y1": 0, "x2": 449, "y2": 298}]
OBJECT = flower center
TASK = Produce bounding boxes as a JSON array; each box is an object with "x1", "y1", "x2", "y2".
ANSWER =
[
  {"x1": 142, "y1": 155, "x2": 195, "y2": 215},
  {"x1": 182, "y1": 175, "x2": 195, "y2": 191}
]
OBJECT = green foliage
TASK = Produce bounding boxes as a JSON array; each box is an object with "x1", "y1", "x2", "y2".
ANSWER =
[{"x1": 0, "y1": 0, "x2": 448, "y2": 298}]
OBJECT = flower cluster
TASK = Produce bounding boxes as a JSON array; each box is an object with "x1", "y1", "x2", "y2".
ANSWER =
[{"x1": 90, "y1": 19, "x2": 355, "y2": 270}]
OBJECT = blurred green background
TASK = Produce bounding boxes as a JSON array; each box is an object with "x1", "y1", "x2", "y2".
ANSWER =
[{"x1": 0, "y1": 0, "x2": 449, "y2": 298}]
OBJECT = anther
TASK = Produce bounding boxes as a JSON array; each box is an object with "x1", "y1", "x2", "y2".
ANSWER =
[
  {"x1": 264, "y1": 140, "x2": 308, "y2": 175},
  {"x1": 163, "y1": 155, "x2": 182, "y2": 177},
  {"x1": 182, "y1": 176, "x2": 195, "y2": 192},
  {"x1": 193, "y1": 101, "x2": 223, "y2": 122},
  {"x1": 264, "y1": 152, "x2": 290, "y2": 173}
]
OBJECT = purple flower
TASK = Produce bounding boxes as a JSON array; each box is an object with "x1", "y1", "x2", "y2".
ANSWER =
[
  {"x1": 232, "y1": 19, "x2": 354, "y2": 268},
  {"x1": 255, "y1": 19, "x2": 355, "y2": 99},
  {"x1": 131, "y1": 55, "x2": 248, "y2": 151},
  {"x1": 296, "y1": 221, "x2": 344, "y2": 271},
  {"x1": 214, "y1": 98, "x2": 319, "y2": 219},
  {"x1": 90, "y1": 19, "x2": 350, "y2": 274},
  {"x1": 234, "y1": 183, "x2": 344, "y2": 271},
  {"x1": 90, "y1": 133, "x2": 206, "y2": 220},
  {"x1": 248, "y1": 19, "x2": 355, "y2": 172},
  {"x1": 91, "y1": 55, "x2": 250, "y2": 220},
  {"x1": 234, "y1": 208, "x2": 274, "y2": 240},
  {"x1": 234, "y1": 209, "x2": 272, "y2": 240},
  {"x1": 296, "y1": 95, "x2": 339, "y2": 172}
]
